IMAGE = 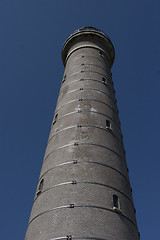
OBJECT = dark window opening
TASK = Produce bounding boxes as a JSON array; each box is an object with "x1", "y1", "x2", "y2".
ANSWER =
[
  {"x1": 55, "y1": 113, "x2": 58, "y2": 121},
  {"x1": 62, "y1": 75, "x2": 66, "y2": 83},
  {"x1": 106, "y1": 120, "x2": 111, "y2": 129},
  {"x1": 113, "y1": 194, "x2": 120, "y2": 209},
  {"x1": 37, "y1": 179, "x2": 44, "y2": 196},
  {"x1": 102, "y1": 77, "x2": 106, "y2": 84},
  {"x1": 39, "y1": 179, "x2": 44, "y2": 191},
  {"x1": 99, "y1": 51, "x2": 104, "y2": 58},
  {"x1": 53, "y1": 113, "x2": 58, "y2": 125}
]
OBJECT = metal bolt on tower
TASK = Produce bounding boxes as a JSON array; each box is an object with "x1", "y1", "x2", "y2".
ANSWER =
[{"x1": 25, "y1": 27, "x2": 139, "y2": 240}]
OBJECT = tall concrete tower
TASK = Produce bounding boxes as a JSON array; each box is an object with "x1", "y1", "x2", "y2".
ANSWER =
[{"x1": 25, "y1": 27, "x2": 139, "y2": 240}]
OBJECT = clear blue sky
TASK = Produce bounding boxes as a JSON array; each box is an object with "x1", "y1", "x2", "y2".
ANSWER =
[{"x1": 0, "y1": 0, "x2": 159, "y2": 239}]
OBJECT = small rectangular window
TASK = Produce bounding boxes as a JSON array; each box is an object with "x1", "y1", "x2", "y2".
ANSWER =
[
  {"x1": 102, "y1": 77, "x2": 106, "y2": 83},
  {"x1": 36, "y1": 179, "x2": 44, "y2": 196},
  {"x1": 53, "y1": 113, "x2": 58, "y2": 125},
  {"x1": 55, "y1": 114, "x2": 58, "y2": 121},
  {"x1": 113, "y1": 194, "x2": 121, "y2": 213},
  {"x1": 62, "y1": 75, "x2": 66, "y2": 83},
  {"x1": 99, "y1": 51, "x2": 104, "y2": 58},
  {"x1": 106, "y1": 120, "x2": 111, "y2": 129},
  {"x1": 39, "y1": 179, "x2": 44, "y2": 191},
  {"x1": 113, "y1": 194, "x2": 119, "y2": 208}
]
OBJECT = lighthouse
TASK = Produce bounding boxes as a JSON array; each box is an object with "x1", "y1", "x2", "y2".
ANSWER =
[{"x1": 25, "y1": 27, "x2": 139, "y2": 240}]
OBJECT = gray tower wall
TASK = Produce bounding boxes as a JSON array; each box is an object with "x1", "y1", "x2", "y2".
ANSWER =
[{"x1": 25, "y1": 27, "x2": 139, "y2": 240}]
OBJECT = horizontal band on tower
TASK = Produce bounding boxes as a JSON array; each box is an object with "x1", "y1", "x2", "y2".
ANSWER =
[
  {"x1": 28, "y1": 204, "x2": 137, "y2": 230},
  {"x1": 55, "y1": 98, "x2": 117, "y2": 115},
  {"x1": 39, "y1": 161, "x2": 129, "y2": 183},
  {"x1": 64, "y1": 63, "x2": 112, "y2": 77},
  {"x1": 66, "y1": 70, "x2": 112, "y2": 83},
  {"x1": 33, "y1": 181, "x2": 133, "y2": 205},
  {"x1": 64, "y1": 46, "x2": 111, "y2": 67},
  {"x1": 44, "y1": 142, "x2": 123, "y2": 162},
  {"x1": 68, "y1": 55, "x2": 111, "y2": 70},
  {"x1": 51, "y1": 110, "x2": 121, "y2": 131},
  {"x1": 48, "y1": 124, "x2": 123, "y2": 144},
  {"x1": 70, "y1": 54, "x2": 109, "y2": 63},
  {"x1": 52, "y1": 236, "x2": 109, "y2": 240},
  {"x1": 57, "y1": 88, "x2": 116, "y2": 105},
  {"x1": 60, "y1": 78, "x2": 114, "y2": 93}
]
